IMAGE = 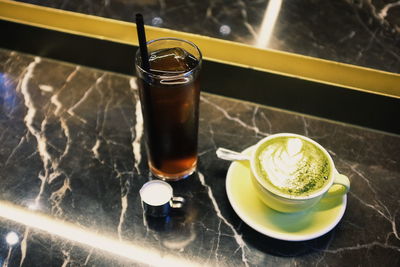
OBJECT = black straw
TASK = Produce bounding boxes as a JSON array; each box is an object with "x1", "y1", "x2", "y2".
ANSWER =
[{"x1": 135, "y1": 14, "x2": 150, "y2": 72}]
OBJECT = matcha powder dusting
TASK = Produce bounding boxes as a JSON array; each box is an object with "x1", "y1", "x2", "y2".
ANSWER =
[{"x1": 258, "y1": 137, "x2": 331, "y2": 196}]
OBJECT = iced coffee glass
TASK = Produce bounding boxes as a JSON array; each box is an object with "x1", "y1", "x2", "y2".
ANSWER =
[{"x1": 135, "y1": 38, "x2": 202, "y2": 181}]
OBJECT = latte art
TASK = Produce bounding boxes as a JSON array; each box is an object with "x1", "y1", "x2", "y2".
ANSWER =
[{"x1": 257, "y1": 137, "x2": 330, "y2": 196}]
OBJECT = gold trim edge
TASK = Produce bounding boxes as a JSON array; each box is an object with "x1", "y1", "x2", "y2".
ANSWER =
[{"x1": 1, "y1": 0, "x2": 399, "y2": 98}]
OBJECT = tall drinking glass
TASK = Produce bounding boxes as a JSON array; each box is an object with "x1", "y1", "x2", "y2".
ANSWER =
[{"x1": 135, "y1": 38, "x2": 202, "y2": 181}]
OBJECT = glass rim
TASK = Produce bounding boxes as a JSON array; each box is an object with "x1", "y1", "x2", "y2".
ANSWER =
[{"x1": 135, "y1": 37, "x2": 202, "y2": 79}]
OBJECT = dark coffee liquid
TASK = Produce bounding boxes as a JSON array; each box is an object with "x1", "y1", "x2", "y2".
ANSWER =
[{"x1": 138, "y1": 47, "x2": 200, "y2": 179}]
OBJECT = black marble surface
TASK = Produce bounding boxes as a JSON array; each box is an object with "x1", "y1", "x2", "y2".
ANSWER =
[
  {"x1": 14, "y1": 0, "x2": 400, "y2": 74},
  {"x1": 0, "y1": 48, "x2": 399, "y2": 266}
]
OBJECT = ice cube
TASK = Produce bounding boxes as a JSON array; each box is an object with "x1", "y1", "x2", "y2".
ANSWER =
[{"x1": 149, "y1": 47, "x2": 192, "y2": 74}]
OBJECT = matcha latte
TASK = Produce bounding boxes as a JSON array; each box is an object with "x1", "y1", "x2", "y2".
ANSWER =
[{"x1": 255, "y1": 136, "x2": 330, "y2": 197}]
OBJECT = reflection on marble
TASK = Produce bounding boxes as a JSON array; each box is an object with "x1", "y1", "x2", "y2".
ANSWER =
[
  {"x1": 0, "y1": 48, "x2": 399, "y2": 266},
  {"x1": 13, "y1": 0, "x2": 400, "y2": 73}
]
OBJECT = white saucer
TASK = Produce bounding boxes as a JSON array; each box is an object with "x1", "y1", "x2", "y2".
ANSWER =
[{"x1": 225, "y1": 147, "x2": 347, "y2": 241}]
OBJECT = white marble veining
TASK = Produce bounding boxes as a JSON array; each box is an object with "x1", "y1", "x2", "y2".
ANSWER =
[
  {"x1": 198, "y1": 171, "x2": 250, "y2": 267},
  {"x1": 13, "y1": 0, "x2": 400, "y2": 73},
  {"x1": 0, "y1": 49, "x2": 399, "y2": 266}
]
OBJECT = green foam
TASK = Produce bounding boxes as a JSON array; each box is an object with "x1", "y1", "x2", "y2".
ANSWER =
[{"x1": 255, "y1": 137, "x2": 330, "y2": 197}]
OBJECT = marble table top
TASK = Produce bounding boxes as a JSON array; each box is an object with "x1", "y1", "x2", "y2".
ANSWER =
[
  {"x1": 14, "y1": 0, "x2": 400, "y2": 74},
  {"x1": 0, "y1": 48, "x2": 399, "y2": 266}
]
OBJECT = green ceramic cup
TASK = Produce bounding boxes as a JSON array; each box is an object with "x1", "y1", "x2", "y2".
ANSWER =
[{"x1": 250, "y1": 133, "x2": 350, "y2": 213}]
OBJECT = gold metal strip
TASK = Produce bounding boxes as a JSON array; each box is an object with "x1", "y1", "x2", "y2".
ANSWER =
[{"x1": 0, "y1": 0, "x2": 399, "y2": 98}]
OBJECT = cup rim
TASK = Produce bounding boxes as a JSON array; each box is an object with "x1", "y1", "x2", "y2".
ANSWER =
[
  {"x1": 135, "y1": 37, "x2": 202, "y2": 80},
  {"x1": 250, "y1": 133, "x2": 335, "y2": 200}
]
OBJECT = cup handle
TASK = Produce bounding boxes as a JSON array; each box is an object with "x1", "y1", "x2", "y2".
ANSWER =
[
  {"x1": 325, "y1": 169, "x2": 350, "y2": 198},
  {"x1": 170, "y1": 196, "x2": 185, "y2": 209}
]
